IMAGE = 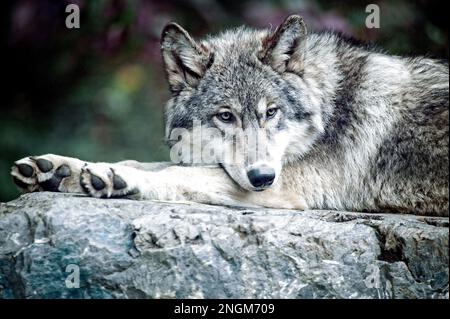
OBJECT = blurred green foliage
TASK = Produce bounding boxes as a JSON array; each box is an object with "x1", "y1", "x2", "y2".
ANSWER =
[{"x1": 1, "y1": 0, "x2": 448, "y2": 202}]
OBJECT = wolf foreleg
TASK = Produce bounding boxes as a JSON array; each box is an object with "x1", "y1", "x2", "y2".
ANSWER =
[{"x1": 80, "y1": 163, "x2": 307, "y2": 209}]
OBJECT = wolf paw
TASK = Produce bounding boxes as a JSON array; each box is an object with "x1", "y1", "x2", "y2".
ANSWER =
[
  {"x1": 80, "y1": 163, "x2": 139, "y2": 198},
  {"x1": 11, "y1": 154, "x2": 85, "y2": 193}
]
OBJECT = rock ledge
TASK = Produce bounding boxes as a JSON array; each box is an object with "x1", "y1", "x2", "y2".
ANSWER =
[{"x1": 0, "y1": 192, "x2": 448, "y2": 298}]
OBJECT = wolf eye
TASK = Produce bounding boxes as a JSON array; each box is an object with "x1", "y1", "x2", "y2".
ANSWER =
[
  {"x1": 217, "y1": 111, "x2": 234, "y2": 123},
  {"x1": 266, "y1": 107, "x2": 278, "y2": 119}
]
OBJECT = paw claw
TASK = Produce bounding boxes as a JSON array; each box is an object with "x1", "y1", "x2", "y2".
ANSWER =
[{"x1": 80, "y1": 174, "x2": 90, "y2": 194}]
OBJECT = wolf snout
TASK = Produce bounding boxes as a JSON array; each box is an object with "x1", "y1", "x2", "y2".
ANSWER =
[{"x1": 247, "y1": 165, "x2": 275, "y2": 189}]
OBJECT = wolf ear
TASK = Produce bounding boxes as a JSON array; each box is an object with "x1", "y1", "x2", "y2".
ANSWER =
[
  {"x1": 259, "y1": 15, "x2": 307, "y2": 74},
  {"x1": 161, "y1": 23, "x2": 213, "y2": 93}
]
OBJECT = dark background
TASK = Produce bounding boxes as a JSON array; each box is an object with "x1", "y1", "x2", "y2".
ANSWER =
[{"x1": 0, "y1": 0, "x2": 448, "y2": 202}]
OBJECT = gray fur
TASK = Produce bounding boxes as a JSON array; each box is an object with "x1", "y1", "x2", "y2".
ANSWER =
[
  {"x1": 11, "y1": 15, "x2": 449, "y2": 216},
  {"x1": 161, "y1": 15, "x2": 449, "y2": 216}
]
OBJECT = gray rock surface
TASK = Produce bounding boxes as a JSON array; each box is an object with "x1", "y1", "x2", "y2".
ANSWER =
[{"x1": 0, "y1": 192, "x2": 448, "y2": 299}]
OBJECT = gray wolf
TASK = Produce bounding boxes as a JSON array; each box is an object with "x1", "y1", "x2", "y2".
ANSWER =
[{"x1": 11, "y1": 15, "x2": 449, "y2": 216}]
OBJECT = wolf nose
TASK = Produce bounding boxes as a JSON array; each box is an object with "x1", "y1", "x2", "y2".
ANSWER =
[{"x1": 247, "y1": 166, "x2": 275, "y2": 188}]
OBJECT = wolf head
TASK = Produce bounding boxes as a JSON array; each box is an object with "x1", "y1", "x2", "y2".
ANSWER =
[{"x1": 161, "y1": 15, "x2": 325, "y2": 191}]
